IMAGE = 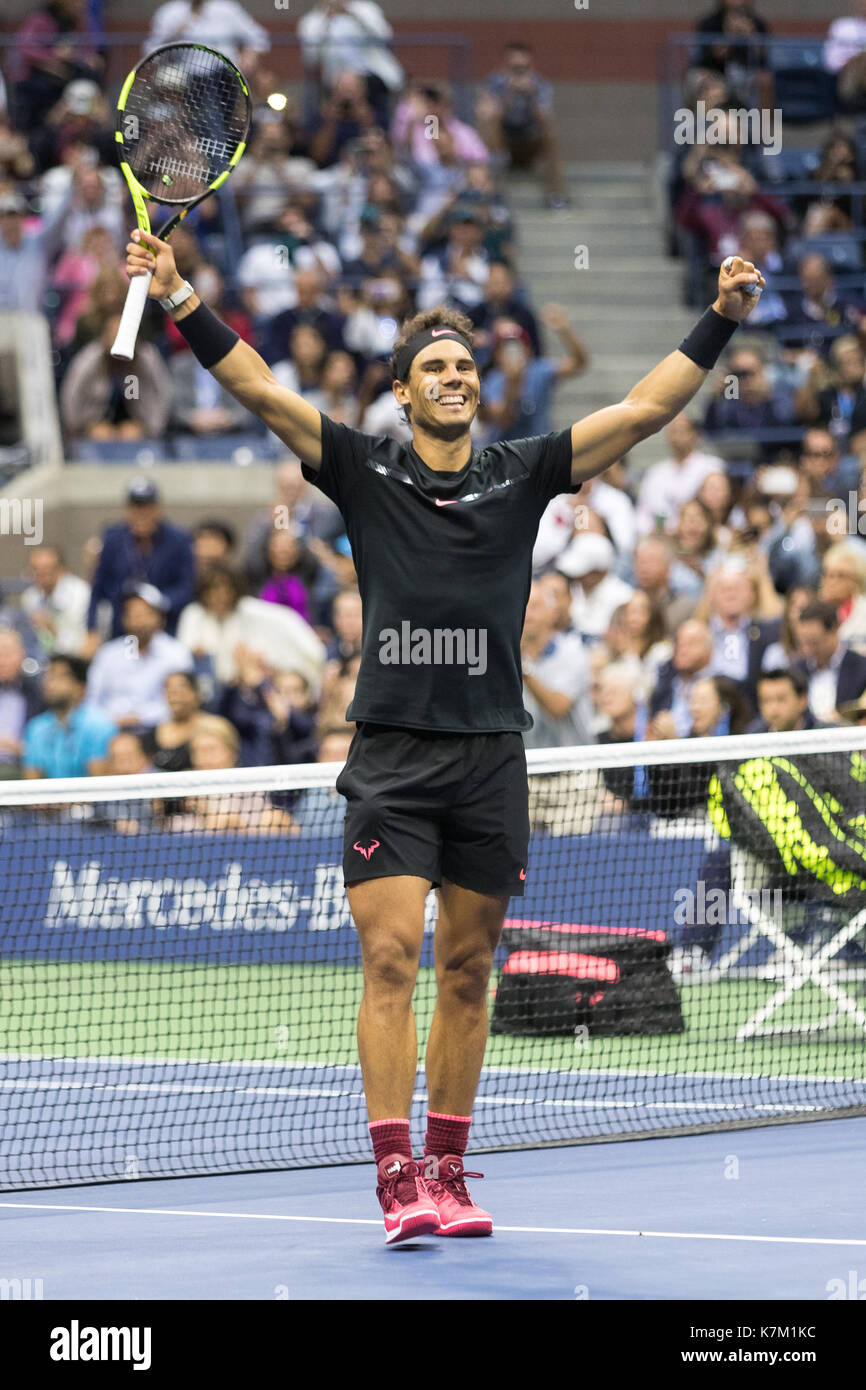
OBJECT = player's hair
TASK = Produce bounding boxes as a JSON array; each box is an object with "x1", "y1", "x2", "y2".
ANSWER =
[
  {"x1": 389, "y1": 307, "x2": 476, "y2": 384},
  {"x1": 390, "y1": 308, "x2": 476, "y2": 424}
]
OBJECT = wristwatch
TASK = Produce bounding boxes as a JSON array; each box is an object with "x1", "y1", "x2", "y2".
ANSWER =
[{"x1": 158, "y1": 280, "x2": 195, "y2": 313}]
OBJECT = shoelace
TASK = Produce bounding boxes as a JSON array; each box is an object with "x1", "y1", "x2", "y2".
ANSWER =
[
  {"x1": 429, "y1": 1164, "x2": 484, "y2": 1207},
  {"x1": 379, "y1": 1160, "x2": 424, "y2": 1208}
]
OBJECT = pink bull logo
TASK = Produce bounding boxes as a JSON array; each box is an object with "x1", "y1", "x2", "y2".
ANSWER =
[{"x1": 353, "y1": 840, "x2": 380, "y2": 861}]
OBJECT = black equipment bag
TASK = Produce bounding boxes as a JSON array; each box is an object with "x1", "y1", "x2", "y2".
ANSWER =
[{"x1": 490, "y1": 921, "x2": 685, "y2": 1037}]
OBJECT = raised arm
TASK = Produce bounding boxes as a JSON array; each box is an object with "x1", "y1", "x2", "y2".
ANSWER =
[
  {"x1": 126, "y1": 230, "x2": 323, "y2": 470},
  {"x1": 569, "y1": 257, "x2": 765, "y2": 485}
]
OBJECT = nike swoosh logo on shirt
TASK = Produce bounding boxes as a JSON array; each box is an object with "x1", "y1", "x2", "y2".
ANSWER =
[{"x1": 434, "y1": 497, "x2": 462, "y2": 507}]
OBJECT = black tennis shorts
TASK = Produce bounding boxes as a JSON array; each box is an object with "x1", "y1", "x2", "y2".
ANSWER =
[{"x1": 335, "y1": 723, "x2": 530, "y2": 897}]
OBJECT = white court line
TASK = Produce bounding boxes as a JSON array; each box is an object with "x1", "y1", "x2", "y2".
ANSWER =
[
  {"x1": 2, "y1": 1054, "x2": 863, "y2": 1087},
  {"x1": 1, "y1": 1202, "x2": 865, "y2": 1247}
]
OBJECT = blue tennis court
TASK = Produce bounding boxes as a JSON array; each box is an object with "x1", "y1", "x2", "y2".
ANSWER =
[
  {"x1": 4, "y1": 1056, "x2": 866, "y2": 1188},
  {"x1": 2, "y1": 1118, "x2": 864, "y2": 1301}
]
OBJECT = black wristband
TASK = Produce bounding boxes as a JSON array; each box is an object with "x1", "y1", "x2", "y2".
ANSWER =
[
  {"x1": 174, "y1": 301, "x2": 240, "y2": 370},
  {"x1": 677, "y1": 306, "x2": 738, "y2": 371}
]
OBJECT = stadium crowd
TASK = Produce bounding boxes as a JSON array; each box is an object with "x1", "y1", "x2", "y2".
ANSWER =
[{"x1": 3, "y1": 2, "x2": 866, "y2": 793}]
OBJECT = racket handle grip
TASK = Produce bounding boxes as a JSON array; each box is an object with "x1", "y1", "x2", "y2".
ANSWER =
[{"x1": 111, "y1": 271, "x2": 153, "y2": 360}]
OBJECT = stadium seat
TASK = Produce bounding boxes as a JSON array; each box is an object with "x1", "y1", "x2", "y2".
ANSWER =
[
  {"x1": 767, "y1": 41, "x2": 838, "y2": 124},
  {"x1": 169, "y1": 432, "x2": 281, "y2": 463},
  {"x1": 70, "y1": 440, "x2": 169, "y2": 464},
  {"x1": 788, "y1": 235, "x2": 863, "y2": 271},
  {"x1": 758, "y1": 148, "x2": 820, "y2": 184}
]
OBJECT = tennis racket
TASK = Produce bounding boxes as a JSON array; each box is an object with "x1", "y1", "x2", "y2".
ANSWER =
[{"x1": 111, "y1": 42, "x2": 251, "y2": 361}]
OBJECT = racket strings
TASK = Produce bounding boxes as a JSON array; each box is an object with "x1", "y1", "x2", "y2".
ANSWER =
[{"x1": 121, "y1": 45, "x2": 249, "y2": 204}]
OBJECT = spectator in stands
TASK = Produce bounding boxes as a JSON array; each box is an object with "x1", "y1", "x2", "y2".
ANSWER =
[
  {"x1": 558, "y1": 535, "x2": 634, "y2": 641},
  {"x1": 687, "y1": 674, "x2": 753, "y2": 737},
  {"x1": 146, "y1": 0, "x2": 270, "y2": 69},
  {"x1": 796, "y1": 335, "x2": 866, "y2": 449},
  {"x1": 820, "y1": 542, "x2": 866, "y2": 649},
  {"x1": 105, "y1": 729, "x2": 152, "y2": 774},
  {"x1": 748, "y1": 667, "x2": 830, "y2": 733},
  {"x1": 139, "y1": 669, "x2": 205, "y2": 773},
  {"x1": 799, "y1": 135, "x2": 860, "y2": 234},
  {"x1": 192, "y1": 521, "x2": 237, "y2": 575},
  {"x1": 534, "y1": 490, "x2": 587, "y2": 574},
  {"x1": 596, "y1": 665, "x2": 647, "y2": 813},
  {"x1": 824, "y1": 0, "x2": 866, "y2": 110},
  {"x1": 271, "y1": 324, "x2": 329, "y2": 400},
  {"x1": 417, "y1": 206, "x2": 493, "y2": 313},
  {"x1": 537, "y1": 570, "x2": 575, "y2": 636},
  {"x1": 609, "y1": 591, "x2": 673, "y2": 688},
  {"x1": 258, "y1": 529, "x2": 312, "y2": 624},
  {"x1": 307, "y1": 70, "x2": 382, "y2": 169},
  {"x1": 325, "y1": 589, "x2": 363, "y2": 665},
  {"x1": 479, "y1": 309, "x2": 587, "y2": 441},
  {"x1": 340, "y1": 203, "x2": 411, "y2": 288},
  {"x1": 466, "y1": 261, "x2": 540, "y2": 369},
  {"x1": 289, "y1": 723, "x2": 355, "y2": 833},
  {"x1": 762, "y1": 585, "x2": 815, "y2": 668},
  {"x1": 634, "y1": 414, "x2": 725, "y2": 536},
  {"x1": 85, "y1": 478, "x2": 195, "y2": 644},
  {"x1": 183, "y1": 714, "x2": 296, "y2": 834},
  {"x1": 391, "y1": 80, "x2": 488, "y2": 173},
  {"x1": 49, "y1": 160, "x2": 126, "y2": 256},
  {"x1": 702, "y1": 564, "x2": 780, "y2": 700},
  {"x1": 0, "y1": 190, "x2": 47, "y2": 313},
  {"x1": 629, "y1": 535, "x2": 698, "y2": 630},
  {"x1": 0, "y1": 628, "x2": 43, "y2": 778},
  {"x1": 703, "y1": 344, "x2": 794, "y2": 455},
  {"x1": 298, "y1": 0, "x2": 404, "y2": 120},
  {"x1": 217, "y1": 645, "x2": 317, "y2": 767},
  {"x1": 242, "y1": 458, "x2": 344, "y2": 587},
  {"x1": 20, "y1": 545, "x2": 90, "y2": 657},
  {"x1": 0, "y1": 109, "x2": 36, "y2": 184},
  {"x1": 696, "y1": 470, "x2": 734, "y2": 540},
  {"x1": 86, "y1": 585, "x2": 194, "y2": 729},
  {"x1": 22, "y1": 653, "x2": 114, "y2": 778},
  {"x1": 648, "y1": 619, "x2": 715, "y2": 735},
  {"x1": 176, "y1": 563, "x2": 325, "y2": 689},
  {"x1": 579, "y1": 463, "x2": 639, "y2": 560},
  {"x1": 794, "y1": 599, "x2": 866, "y2": 720},
  {"x1": 670, "y1": 498, "x2": 725, "y2": 595},
  {"x1": 30, "y1": 78, "x2": 114, "y2": 174},
  {"x1": 783, "y1": 254, "x2": 865, "y2": 353},
  {"x1": 166, "y1": 265, "x2": 254, "y2": 436},
  {"x1": 318, "y1": 652, "x2": 360, "y2": 731},
  {"x1": 231, "y1": 108, "x2": 317, "y2": 239},
  {"x1": 479, "y1": 43, "x2": 569, "y2": 208},
  {"x1": 10, "y1": 0, "x2": 103, "y2": 131},
  {"x1": 59, "y1": 251, "x2": 128, "y2": 360},
  {"x1": 237, "y1": 201, "x2": 341, "y2": 318},
  {"x1": 259, "y1": 266, "x2": 345, "y2": 366},
  {"x1": 734, "y1": 212, "x2": 788, "y2": 329},
  {"x1": 694, "y1": 1, "x2": 771, "y2": 102},
  {"x1": 799, "y1": 425, "x2": 855, "y2": 498},
  {"x1": 60, "y1": 314, "x2": 172, "y2": 444},
  {"x1": 676, "y1": 120, "x2": 790, "y2": 277},
  {"x1": 520, "y1": 582, "x2": 594, "y2": 749}
]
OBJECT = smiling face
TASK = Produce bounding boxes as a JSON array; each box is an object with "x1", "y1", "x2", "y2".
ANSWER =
[{"x1": 393, "y1": 339, "x2": 480, "y2": 441}]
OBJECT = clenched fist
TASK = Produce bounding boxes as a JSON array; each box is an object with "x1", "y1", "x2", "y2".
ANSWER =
[{"x1": 714, "y1": 255, "x2": 766, "y2": 323}]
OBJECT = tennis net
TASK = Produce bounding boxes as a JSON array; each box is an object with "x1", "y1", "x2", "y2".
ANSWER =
[{"x1": 2, "y1": 726, "x2": 866, "y2": 1190}]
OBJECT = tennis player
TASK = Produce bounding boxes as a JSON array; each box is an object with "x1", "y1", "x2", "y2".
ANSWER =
[{"x1": 126, "y1": 228, "x2": 764, "y2": 1243}]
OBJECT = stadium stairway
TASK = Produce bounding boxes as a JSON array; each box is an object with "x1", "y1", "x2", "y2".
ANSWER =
[{"x1": 508, "y1": 160, "x2": 695, "y2": 474}]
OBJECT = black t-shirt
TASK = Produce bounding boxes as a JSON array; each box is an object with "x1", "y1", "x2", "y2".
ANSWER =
[{"x1": 302, "y1": 414, "x2": 577, "y2": 733}]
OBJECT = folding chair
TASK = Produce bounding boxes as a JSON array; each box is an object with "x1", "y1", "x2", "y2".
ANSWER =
[{"x1": 713, "y1": 844, "x2": 866, "y2": 1040}]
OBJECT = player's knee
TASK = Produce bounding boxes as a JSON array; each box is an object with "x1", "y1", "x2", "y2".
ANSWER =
[
  {"x1": 439, "y1": 947, "x2": 496, "y2": 1007},
  {"x1": 361, "y1": 936, "x2": 420, "y2": 998}
]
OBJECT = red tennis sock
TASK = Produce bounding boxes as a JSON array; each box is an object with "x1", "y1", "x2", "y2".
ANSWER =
[
  {"x1": 369, "y1": 1118, "x2": 412, "y2": 1166},
  {"x1": 424, "y1": 1111, "x2": 471, "y2": 1160}
]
